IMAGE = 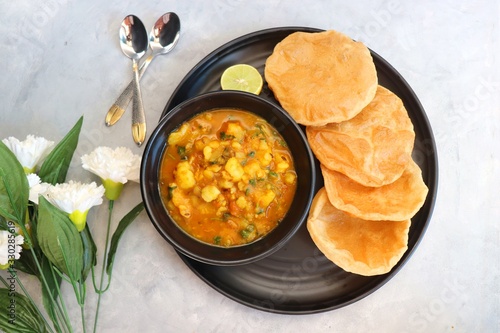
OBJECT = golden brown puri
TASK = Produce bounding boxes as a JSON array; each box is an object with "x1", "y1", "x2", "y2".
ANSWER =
[
  {"x1": 306, "y1": 85, "x2": 415, "y2": 187},
  {"x1": 321, "y1": 159, "x2": 428, "y2": 221},
  {"x1": 307, "y1": 188, "x2": 411, "y2": 276},
  {"x1": 264, "y1": 30, "x2": 378, "y2": 126}
]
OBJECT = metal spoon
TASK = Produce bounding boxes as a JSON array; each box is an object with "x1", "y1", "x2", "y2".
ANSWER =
[
  {"x1": 119, "y1": 15, "x2": 149, "y2": 146},
  {"x1": 106, "y1": 12, "x2": 181, "y2": 127}
]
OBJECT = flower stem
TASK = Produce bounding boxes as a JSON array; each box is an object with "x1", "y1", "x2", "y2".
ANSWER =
[
  {"x1": 92, "y1": 199, "x2": 114, "y2": 333},
  {"x1": 69, "y1": 279, "x2": 86, "y2": 333},
  {"x1": 79, "y1": 281, "x2": 87, "y2": 333},
  {"x1": 49, "y1": 261, "x2": 73, "y2": 333},
  {"x1": 5, "y1": 269, "x2": 56, "y2": 333},
  {"x1": 27, "y1": 240, "x2": 74, "y2": 333},
  {"x1": 16, "y1": 206, "x2": 73, "y2": 333},
  {"x1": 57, "y1": 235, "x2": 87, "y2": 333}
]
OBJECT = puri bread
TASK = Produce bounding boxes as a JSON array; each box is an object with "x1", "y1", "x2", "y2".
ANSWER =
[
  {"x1": 264, "y1": 30, "x2": 377, "y2": 126},
  {"x1": 307, "y1": 85, "x2": 415, "y2": 187},
  {"x1": 321, "y1": 159, "x2": 428, "y2": 221},
  {"x1": 307, "y1": 188, "x2": 411, "y2": 276}
]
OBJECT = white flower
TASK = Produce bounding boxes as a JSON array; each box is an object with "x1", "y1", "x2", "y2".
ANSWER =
[
  {"x1": 0, "y1": 230, "x2": 24, "y2": 269},
  {"x1": 81, "y1": 146, "x2": 141, "y2": 183},
  {"x1": 44, "y1": 181, "x2": 105, "y2": 231},
  {"x1": 2, "y1": 135, "x2": 54, "y2": 173},
  {"x1": 81, "y1": 146, "x2": 141, "y2": 200},
  {"x1": 27, "y1": 173, "x2": 50, "y2": 204}
]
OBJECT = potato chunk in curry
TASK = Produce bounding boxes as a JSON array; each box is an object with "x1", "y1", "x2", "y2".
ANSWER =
[{"x1": 159, "y1": 109, "x2": 297, "y2": 247}]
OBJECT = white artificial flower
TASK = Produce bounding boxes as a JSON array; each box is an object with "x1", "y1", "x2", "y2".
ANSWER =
[
  {"x1": 81, "y1": 146, "x2": 141, "y2": 183},
  {"x1": 27, "y1": 173, "x2": 50, "y2": 204},
  {"x1": 0, "y1": 230, "x2": 24, "y2": 269},
  {"x1": 44, "y1": 180, "x2": 105, "y2": 231},
  {"x1": 2, "y1": 135, "x2": 54, "y2": 173},
  {"x1": 81, "y1": 146, "x2": 141, "y2": 200}
]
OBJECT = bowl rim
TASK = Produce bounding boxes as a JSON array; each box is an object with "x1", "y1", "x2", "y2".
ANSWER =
[{"x1": 140, "y1": 90, "x2": 317, "y2": 266}]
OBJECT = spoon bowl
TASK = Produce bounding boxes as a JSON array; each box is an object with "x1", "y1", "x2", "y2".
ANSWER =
[
  {"x1": 150, "y1": 12, "x2": 181, "y2": 56},
  {"x1": 119, "y1": 15, "x2": 148, "y2": 60}
]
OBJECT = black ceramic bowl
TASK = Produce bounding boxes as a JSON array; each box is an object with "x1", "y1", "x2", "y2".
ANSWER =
[{"x1": 140, "y1": 90, "x2": 316, "y2": 266}]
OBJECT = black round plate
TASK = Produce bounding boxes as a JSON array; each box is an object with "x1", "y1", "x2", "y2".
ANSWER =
[{"x1": 160, "y1": 27, "x2": 438, "y2": 314}]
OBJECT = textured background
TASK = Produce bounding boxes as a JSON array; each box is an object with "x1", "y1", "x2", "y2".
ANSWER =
[{"x1": 0, "y1": 0, "x2": 499, "y2": 332}]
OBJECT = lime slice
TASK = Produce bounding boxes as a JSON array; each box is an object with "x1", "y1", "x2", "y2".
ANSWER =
[{"x1": 220, "y1": 64, "x2": 263, "y2": 95}]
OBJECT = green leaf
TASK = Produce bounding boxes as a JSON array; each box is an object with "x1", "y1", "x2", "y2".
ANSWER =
[
  {"x1": 12, "y1": 250, "x2": 38, "y2": 277},
  {"x1": 37, "y1": 196, "x2": 83, "y2": 282},
  {"x1": 0, "y1": 141, "x2": 29, "y2": 224},
  {"x1": 38, "y1": 116, "x2": 83, "y2": 185},
  {"x1": 81, "y1": 224, "x2": 97, "y2": 281},
  {"x1": 0, "y1": 288, "x2": 50, "y2": 333},
  {"x1": 0, "y1": 215, "x2": 7, "y2": 230},
  {"x1": 106, "y1": 202, "x2": 144, "y2": 275}
]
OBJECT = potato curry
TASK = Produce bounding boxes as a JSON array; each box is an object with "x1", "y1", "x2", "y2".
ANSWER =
[{"x1": 159, "y1": 109, "x2": 297, "y2": 247}]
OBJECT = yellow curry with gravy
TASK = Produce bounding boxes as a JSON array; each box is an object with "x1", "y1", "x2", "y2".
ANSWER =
[{"x1": 159, "y1": 109, "x2": 297, "y2": 247}]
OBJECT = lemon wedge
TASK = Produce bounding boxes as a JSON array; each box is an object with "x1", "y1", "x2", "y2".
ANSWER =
[{"x1": 220, "y1": 64, "x2": 263, "y2": 95}]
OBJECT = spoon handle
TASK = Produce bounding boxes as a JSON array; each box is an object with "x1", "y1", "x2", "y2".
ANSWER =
[
  {"x1": 105, "y1": 55, "x2": 153, "y2": 126},
  {"x1": 131, "y1": 59, "x2": 146, "y2": 146}
]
